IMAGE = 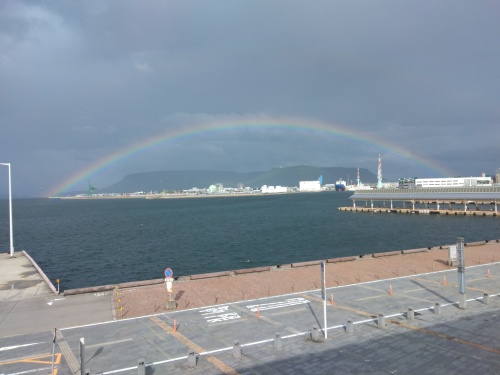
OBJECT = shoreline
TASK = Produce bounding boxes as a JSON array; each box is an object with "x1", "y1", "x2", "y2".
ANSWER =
[
  {"x1": 50, "y1": 190, "x2": 337, "y2": 200},
  {"x1": 51, "y1": 239, "x2": 500, "y2": 321},
  {"x1": 62, "y1": 239, "x2": 499, "y2": 296}
]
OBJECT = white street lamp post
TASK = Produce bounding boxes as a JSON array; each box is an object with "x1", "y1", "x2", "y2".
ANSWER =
[{"x1": 0, "y1": 163, "x2": 14, "y2": 257}]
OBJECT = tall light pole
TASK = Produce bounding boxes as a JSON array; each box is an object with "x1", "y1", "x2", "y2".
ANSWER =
[{"x1": 0, "y1": 163, "x2": 14, "y2": 257}]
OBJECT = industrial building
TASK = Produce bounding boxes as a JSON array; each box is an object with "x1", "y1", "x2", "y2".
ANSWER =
[
  {"x1": 399, "y1": 176, "x2": 492, "y2": 189},
  {"x1": 261, "y1": 185, "x2": 288, "y2": 194},
  {"x1": 299, "y1": 180, "x2": 321, "y2": 192}
]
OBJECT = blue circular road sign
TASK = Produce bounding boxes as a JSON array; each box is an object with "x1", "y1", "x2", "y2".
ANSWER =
[{"x1": 164, "y1": 268, "x2": 173, "y2": 278}]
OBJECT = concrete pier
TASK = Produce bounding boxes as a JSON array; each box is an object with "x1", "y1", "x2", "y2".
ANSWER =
[{"x1": 338, "y1": 206, "x2": 499, "y2": 216}]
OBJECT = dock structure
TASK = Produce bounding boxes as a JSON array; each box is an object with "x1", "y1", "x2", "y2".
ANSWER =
[{"x1": 339, "y1": 186, "x2": 500, "y2": 216}]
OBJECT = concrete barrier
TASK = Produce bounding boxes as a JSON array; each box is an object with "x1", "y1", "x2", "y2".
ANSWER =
[
  {"x1": 311, "y1": 326, "x2": 321, "y2": 342},
  {"x1": 345, "y1": 320, "x2": 354, "y2": 334},
  {"x1": 407, "y1": 307, "x2": 414, "y2": 321},
  {"x1": 274, "y1": 333, "x2": 283, "y2": 350},
  {"x1": 271, "y1": 264, "x2": 291, "y2": 270},
  {"x1": 483, "y1": 293, "x2": 490, "y2": 305},
  {"x1": 64, "y1": 278, "x2": 166, "y2": 295},
  {"x1": 234, "y1": 266, "x2": 271, "y2": 275},
  {"x1": 119, "y1": 278, "x2": 164, "y2": 289},
  {"x1": 377, "y1": 314, "x2": 386, "y2": 327},
  {"x1": 292, "y1": 260, "x2": 322, "y2": 268},
  {"x1": 233, "y1": 341, "x2": 241, "y2": 358},
  {"x1": 372, "y1": 251, "x2": 401, "y2": 258},
  {"x1": 466, "y1": 241, "x2": 489, "y2": 247},
  {"x1": 64, "y1": 284, "x2": 116, "y2": 296},
  {"x1": 190, "y1": 271, "x2": 231, "y2": 280},
  {"x1": 402, "y1": 248, "x2": 428, "y2": 255},
  {"x1": 327, "y1": 256, "x2": 357, "y2": 263},
  {"x1": 434, "y1": 302, "x2": 441, "y2": 315},
  {"x1": 187, "y1": 351, "x2": 197, "y2": 367}
]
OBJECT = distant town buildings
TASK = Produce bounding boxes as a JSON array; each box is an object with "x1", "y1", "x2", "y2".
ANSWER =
[{"x1": 261, "y1": 185, "x2": 288, "y2": 194}]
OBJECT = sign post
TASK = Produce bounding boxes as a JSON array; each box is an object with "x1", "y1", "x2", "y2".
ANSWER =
[
  {"x1": 164, "y1": 268, "x2": 176, "y2": 310},
  {"x1": 448, "y1": 245, "x2": 457, "y2": 266},
  {"x1": 320, "y1": 261, "x2": 327, "y2": 339},
  {"x1": 51, "y1": 328, "x2": 56, "y2": 375},
  {"x1": 457, "y1": 237, "x2": 467, "y2": 309}
]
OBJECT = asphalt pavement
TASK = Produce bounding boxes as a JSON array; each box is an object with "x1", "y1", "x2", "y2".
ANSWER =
[{"x1": 1, "y1": 253, "x2": 499, "y2": 375}]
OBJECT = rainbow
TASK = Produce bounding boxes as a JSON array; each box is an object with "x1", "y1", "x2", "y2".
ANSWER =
[{"x1": 48, "y1": 116, "x2": 454, "y2": 196}]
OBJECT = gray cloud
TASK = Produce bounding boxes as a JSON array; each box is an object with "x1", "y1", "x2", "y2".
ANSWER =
[{"x1": 0, "y1": 0, "x2": 499, "y2": 196}]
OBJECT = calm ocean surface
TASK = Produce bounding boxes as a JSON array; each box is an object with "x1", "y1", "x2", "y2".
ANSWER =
[{"x1": 0, "y1": 193, "x2": 498, "y2": 290}]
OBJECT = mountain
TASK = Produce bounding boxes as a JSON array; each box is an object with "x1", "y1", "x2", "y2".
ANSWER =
[{"x1": 97, "y1": 166, "x2": 377, "y2": 193}]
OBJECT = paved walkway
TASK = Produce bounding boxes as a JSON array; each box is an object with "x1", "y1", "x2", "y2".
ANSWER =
[
  {"x1": 115, "y1": 241, "x2": 500, "y2": 319},
  {"x1": 0, "y1": 252, "x2": 113, "y2": 337}
]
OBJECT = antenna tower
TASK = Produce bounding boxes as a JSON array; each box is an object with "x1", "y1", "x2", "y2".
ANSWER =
[{"x1": 377, "y1": 154, "x2": 383, "y2": 189}]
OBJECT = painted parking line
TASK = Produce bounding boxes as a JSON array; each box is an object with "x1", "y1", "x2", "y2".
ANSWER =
[
  {"x1": 150, "y1": 316, "x2": 239, "y2": 375},
  {"x1": 0, "y1": 353, "x2": 62, "y2": 375},
  {"x1": 391, "y1": 320, "x2": 500, "y2": 355},
  {"x1": 356, "y1": 294, "x2": 388, "y2": 301}
]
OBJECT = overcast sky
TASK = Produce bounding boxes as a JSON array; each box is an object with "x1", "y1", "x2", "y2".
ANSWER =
[{"x1": 1, "y1": 1, "x2": 499, "y2": 196}]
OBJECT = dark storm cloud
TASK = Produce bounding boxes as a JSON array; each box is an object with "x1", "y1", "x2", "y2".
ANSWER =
[{"x1": 0, "y1": 0, "x2": 499, "y2": 196}]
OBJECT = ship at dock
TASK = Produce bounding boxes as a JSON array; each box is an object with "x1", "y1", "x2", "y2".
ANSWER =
[{"x1": 335, "y1": 179, "x2": 346, "y2": 191}]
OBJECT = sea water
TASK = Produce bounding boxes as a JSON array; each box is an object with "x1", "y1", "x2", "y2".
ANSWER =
[{"x1": 0, "y1": 192, "x2": 498, "y2": 290}]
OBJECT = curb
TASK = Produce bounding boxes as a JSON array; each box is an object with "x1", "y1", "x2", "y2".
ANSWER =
[{"x1": 22, "y1": 250, "x2": 58, "y2": 295}]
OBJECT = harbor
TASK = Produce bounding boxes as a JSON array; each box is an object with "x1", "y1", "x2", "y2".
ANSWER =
[{"x1": 339, "y1": 186, "x2": 500, "y2": 216}]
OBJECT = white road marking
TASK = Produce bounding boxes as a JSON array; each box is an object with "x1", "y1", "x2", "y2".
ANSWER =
[
  {"x1": 86, "y1": 338, "x2": 133, "y2": 349},
  {"x1": 94, "y1": 292, "x2": 110, "y2": 296},
  {"x1": 0, "y1": 342, "x2": 43, "y2": 351},
  {"x1": 356, "y1": 294, "x2": 387, "y2": 301},
  {"x1": 199, "y1": 306, "x2": 241, "y2": 324},
  {"x1": 247, "y1": 297, "x2": 309, "y2": 312},
  {"x1": 47, "y1": 298, "x2": 65, "y2": 306},
  {"x1": 7, "y1": 367, "x2": 51, "y2": 375}
]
